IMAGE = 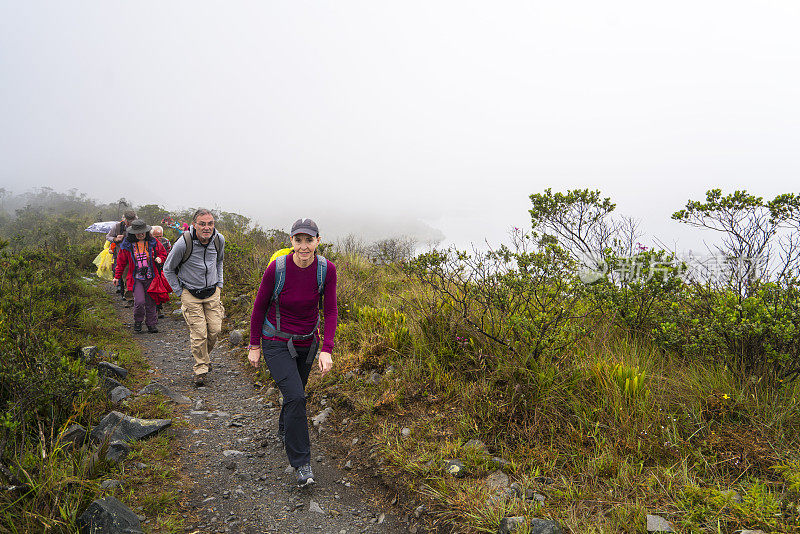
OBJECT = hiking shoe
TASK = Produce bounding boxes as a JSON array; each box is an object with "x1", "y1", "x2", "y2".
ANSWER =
[
  {"x1": 194, "y1": 373, "x2": 207, "y2": 387},
  {"x1": 147, "y1": 325, "x2": 159, "y2": 333},
  {"x1": 133, "y1": 322, "x2": 143, "y2": 333},
  {"x1": 296, "y1": 463, "x2": 315, "y2": 487}
]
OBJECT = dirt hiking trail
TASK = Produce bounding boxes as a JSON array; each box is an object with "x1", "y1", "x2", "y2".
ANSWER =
[{"x1": 110, "y1": 285, "x2": 411, "y2": 534}]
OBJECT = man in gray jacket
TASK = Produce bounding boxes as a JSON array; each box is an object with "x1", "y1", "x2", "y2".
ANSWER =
[{"x1": 163, "y1": 208, "x2": 225, "y2": 386}]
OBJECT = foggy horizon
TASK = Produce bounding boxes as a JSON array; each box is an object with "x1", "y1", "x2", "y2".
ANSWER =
[{"x1": 2, "y1": 1, "x2": 799, "y2": 252}]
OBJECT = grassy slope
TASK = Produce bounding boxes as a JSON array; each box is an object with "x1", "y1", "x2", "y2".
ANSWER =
[
  {"x1": 0, "y1": 278, "x2": 186, "y2": 533},
  {"x1": 221, "y1": 252, "x2": 800, "y2": 534}
]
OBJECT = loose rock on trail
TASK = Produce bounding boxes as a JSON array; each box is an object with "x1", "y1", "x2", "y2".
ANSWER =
[{"x1": 109, "y1": 285, "x2": 407, "y2": 533}]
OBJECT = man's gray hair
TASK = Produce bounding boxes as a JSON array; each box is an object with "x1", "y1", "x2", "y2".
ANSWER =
[{"x1": 192, "y1": 208, "x2": 214, "y2": 223}]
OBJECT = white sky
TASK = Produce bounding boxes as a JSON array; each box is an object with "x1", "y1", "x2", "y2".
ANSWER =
[{"x1": 1, "y1": 1, "x2": 799, "y2": 250}]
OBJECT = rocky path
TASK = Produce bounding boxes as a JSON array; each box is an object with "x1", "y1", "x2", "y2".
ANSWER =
[{"x1": 110, "y1": 286, "x2": 406, "y2": 534}]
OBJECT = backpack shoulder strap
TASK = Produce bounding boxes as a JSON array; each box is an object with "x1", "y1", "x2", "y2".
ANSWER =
[
  {"x1": 316, "y1": 255, "x2": 328, "y2": 295},
  {"x1": 179, "y1": 231, "x2": 193, "y2": 267},
  {"x1": 214, "y1": 233, "x2": 223, "y2": 260},
  {"x1": 272, "y1": 255, "x2": 287, "y2": 302}
]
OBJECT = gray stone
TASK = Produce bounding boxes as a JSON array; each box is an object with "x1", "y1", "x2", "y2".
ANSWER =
[
  {"x1": 98, "y1": 361, "x2": 128, "y2": 380},
  {"x1": 464, "y1": 439, "x2": 487, "y2": 453},
  {"x1": 138, "y1": 382, "x2": 191, "y2": 404},
  {"x1": 312, "y1": 407, "x2": 333, "y2": 426},
  {"x1": 110, "y1": 386, "x2": 132, "y2": 404},
  {"x1": 91, "y1": 411, "x2": 171, "y2": 444},
  {"x1": 172, "y1": 309, "x2": 183, "y2": 317},
  {"x1": 309, "y1": 500, "x2": 324, "y2": 514},
  {"x1": 484, "y1": 470, "x2": 509, "y2": 491},
  {"x1": 720, "y1": 489, "x2": 743, "y2": 503},
  {"x1": 229, "y1": 330, "x2": 244, "y2": 346},
  {"x1": 445, "y1": 459, "x2": 466, "y2": 478},
  {"x1": 414, "y1": 505, "x2": 425, "y2": 518},
  {"x1": 646, "y1": 514, "x2": 674, "y2": 532},
  {"x1": 401, "y1": 427, "x2": 411, "y2": 437},
  {"x1": 101, "y1": 376, "x2": 123, "y2": 392},
  {"x1": 499, "y1": 516, "x2": 526, "y2": 534},
  {"x1": 100, "y1": 479, "x2": 122, "y2": 490},
  {"x1": 78, "y1": 496, "x2": 143, "y2": 534},
  {"x1": 366, "y1": 372, "x2": 381, "y2": 384},
  {"x1": 105, "y1": 441, "x2": 131, "y2": 463},
  {"x1": 344, "y1": 460, "x2": 352, "y2": 470},
  {"x1": 530, "y1": 519, "x2": 563, "y2": 534},
  {"x1": 740, "y1": 531, "x2": 767, "y2": 534},
  {"x1": 80, "y1": 346, "x2": 103, "y2": 362},
  {"x1": 500, "y1": 487, "x2": 518, "y2": 500},
  {"x1": 59, "y1": 424, "x2": 87, "y2": 449},
  {"x1": 222, "y1": 450, "x2": 245, "y2": 457}
]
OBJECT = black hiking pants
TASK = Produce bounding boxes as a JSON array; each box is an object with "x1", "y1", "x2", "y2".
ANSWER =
[{"x1": 261, "y1": 339, "x2": 315, "y2": 468}]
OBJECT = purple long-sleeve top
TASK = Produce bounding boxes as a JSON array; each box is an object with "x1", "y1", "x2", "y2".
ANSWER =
[{"x1": 249, "y1": 254, "x2": 338, "y2": 354}]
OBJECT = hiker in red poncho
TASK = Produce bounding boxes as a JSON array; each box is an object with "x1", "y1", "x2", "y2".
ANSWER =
[{"x1": 113, "y1": 219, "x2": 169, "y2": 333}]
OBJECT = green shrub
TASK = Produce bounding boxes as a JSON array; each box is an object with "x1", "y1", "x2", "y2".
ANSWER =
[
  {"x1": 653, "y1": 281, "x2": 800, "y2": 382},
  {"x1": 0, "y1": 246, "x2": 98, "y2": 449}
]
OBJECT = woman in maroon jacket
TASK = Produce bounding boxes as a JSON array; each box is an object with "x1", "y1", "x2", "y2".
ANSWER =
[
  {"x1": 248, "y1": 218, "x2": 338, "y2": 488},
  {"x1": 113, "y1": 220, "x2": 169, "y2": 333}
]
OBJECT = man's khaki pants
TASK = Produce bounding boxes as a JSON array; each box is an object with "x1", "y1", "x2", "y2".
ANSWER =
[{"x1": 181, "y1": 287, "x2": 225, "y2": 375}]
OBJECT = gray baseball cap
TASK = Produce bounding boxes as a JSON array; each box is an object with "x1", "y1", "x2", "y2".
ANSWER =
[{"x1": 291, "y1": 218, "x2": 319, "y2": 237}]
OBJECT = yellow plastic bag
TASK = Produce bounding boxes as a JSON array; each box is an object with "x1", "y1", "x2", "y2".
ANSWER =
[
  {"x1": 93, "y1": 241, "x2": 115, "y2": 280},
  {"x1": 269, "y1": 247, "x2": 294, "y2": 265}
]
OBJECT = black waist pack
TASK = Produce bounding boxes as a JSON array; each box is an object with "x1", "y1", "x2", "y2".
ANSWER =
[{"x1": 187, "y1": 286, "x2": 217, "y2": 299}]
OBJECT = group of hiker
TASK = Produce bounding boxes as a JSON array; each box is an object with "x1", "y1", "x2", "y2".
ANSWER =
[{"x1": 103, "y1": 209, "x2": 337, "y2": 488}]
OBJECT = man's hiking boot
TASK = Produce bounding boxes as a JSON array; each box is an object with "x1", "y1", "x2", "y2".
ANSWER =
[
  {"x1": 296, "y1": 463, "x2": 315, "y2": 487},
  {"x1": 147, "y1": 325, "x2": 159, "y2": 333},
  {"x1": 194, "y1": 373, "x2": 207, "y2": 387},
  {"x1": 133, "y1": 322, "x2": 142, "y2": 333}
]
